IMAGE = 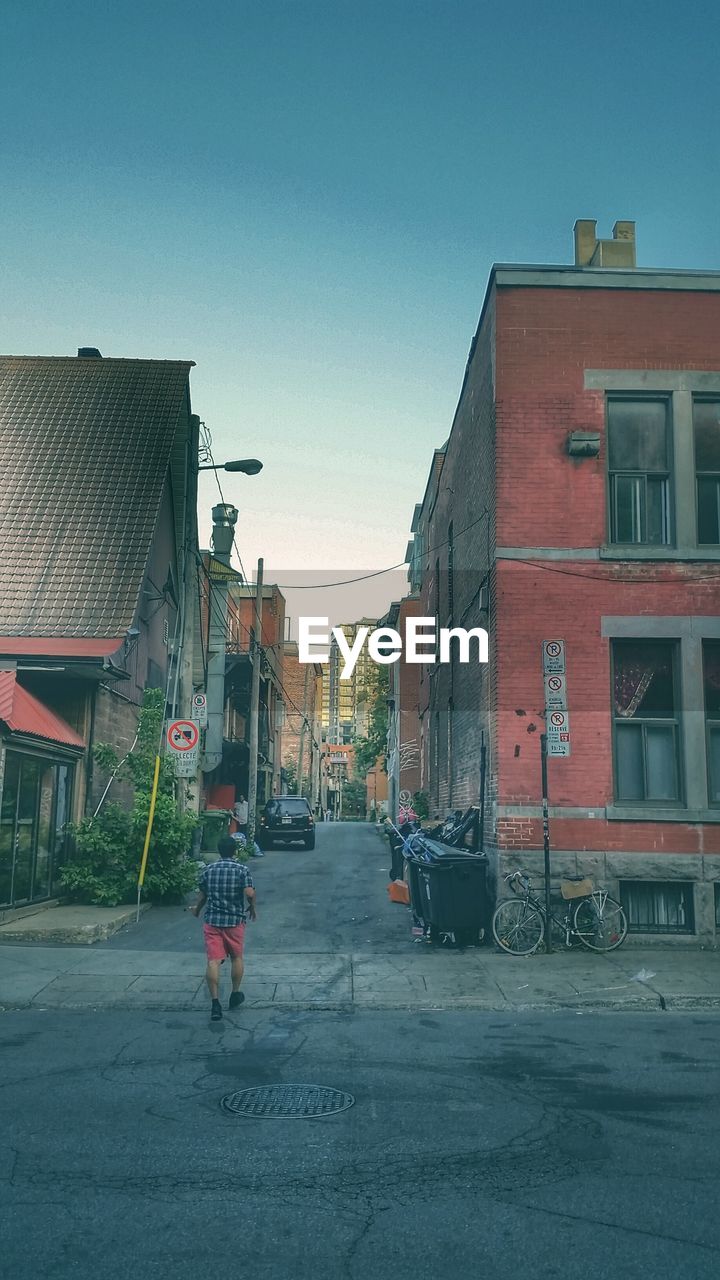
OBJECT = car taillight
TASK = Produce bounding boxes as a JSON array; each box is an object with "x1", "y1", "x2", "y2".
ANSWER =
[{"x1": 308, "y1": 816, "x2": 314, "y2": 825}]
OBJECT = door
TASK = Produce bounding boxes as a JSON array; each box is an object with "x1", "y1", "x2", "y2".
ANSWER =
[{"x1": 0, "y1": 750, "x2": 74, "y2": 908}]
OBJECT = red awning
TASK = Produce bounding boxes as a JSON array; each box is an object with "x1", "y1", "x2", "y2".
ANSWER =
[{"x1": 0, "y1": 671, "x2": 85, "y2": 749}]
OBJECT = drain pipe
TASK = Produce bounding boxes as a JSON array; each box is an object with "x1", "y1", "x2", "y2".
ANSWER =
[{"x1": 202, "y1": 503, "x2": 238, "y2": 774}]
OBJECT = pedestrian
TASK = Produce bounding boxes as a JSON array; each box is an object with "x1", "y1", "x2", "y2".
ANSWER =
[
  {"x1": 233, "y1": 793, "x2": 249, "y2": 837},
  {"x1": 323, "y1": 807, "x2": 331, "y2": 823},
  {"x1": 190, "y1": 834, "x2": 257, "y2": 1021}
]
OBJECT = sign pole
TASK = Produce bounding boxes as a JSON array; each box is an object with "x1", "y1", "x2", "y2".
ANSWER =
[
  {"x1": 540, "y1": 733, "x2": 552, "y2": 954},
  {"x1": 136, "y1": 752, "x2": 162, "y2": 924}
]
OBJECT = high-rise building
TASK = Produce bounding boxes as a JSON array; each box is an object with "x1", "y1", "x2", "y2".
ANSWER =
[{"x1": 320, "y1": 619, "x2": 380, "y2": 743}]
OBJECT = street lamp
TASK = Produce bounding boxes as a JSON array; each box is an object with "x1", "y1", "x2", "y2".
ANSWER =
[{"x1": 199, "y1": 458, "x2": 263, "y2": 475}]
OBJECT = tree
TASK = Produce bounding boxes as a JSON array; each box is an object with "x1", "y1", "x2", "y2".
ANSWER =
[
  {"x1": 342, "y1": 778, "x2": 367, "y2": 819},
  {"x1": 61, "y1": 688, "x2": 198, "y2": 906},
  {"x1": 282, "y1": 755, "x2": 298, "y2": 794},
  {"x1": 353, "y1": 667, "x2": 389, "y2": 779}
]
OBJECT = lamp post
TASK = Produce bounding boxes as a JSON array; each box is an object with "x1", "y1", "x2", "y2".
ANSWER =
[{"x1": 199, "y1": 459, "x2": 263, "y2": 475}]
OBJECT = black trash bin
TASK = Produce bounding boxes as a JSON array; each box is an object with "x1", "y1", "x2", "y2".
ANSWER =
[
  {"x1": 408, "y1": 835, "x2": 489, "y2": 944},
  {"x1": 403, "y1": 852, "x2": 428, "y2": 926}
]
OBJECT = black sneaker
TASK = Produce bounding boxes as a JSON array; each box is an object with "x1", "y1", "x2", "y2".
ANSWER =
[
  {"x1": 229, "y1": 990, "x2": 245, "y2": 1011},
  {"x1": 211, "y1": 999, "x2": 223, "y2": 1021}
]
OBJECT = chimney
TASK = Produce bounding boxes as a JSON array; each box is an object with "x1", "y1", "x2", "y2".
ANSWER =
[
  {"x1": 210, "y1": 503, "x2": 238, "y2": 564},
  {"x1": 573, "y1": 219, "x2": 636, "y2": 268},
  {"x1": 77, "y1": 347, "x2": 102, "y2": 357}
]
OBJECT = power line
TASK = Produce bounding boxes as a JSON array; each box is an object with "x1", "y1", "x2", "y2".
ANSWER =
[
  {"x1": 266, "y1": 509, "x2": 491, "y2": 590},
  {"x1": 504, "y1": 558, "x2": 720, "y2": 585}
]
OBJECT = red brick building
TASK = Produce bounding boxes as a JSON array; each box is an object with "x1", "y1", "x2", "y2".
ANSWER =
[
  {"x1": 384, "y1": 595, "x2": 422, "y2": 820},
  {"x1": 279, "y1": 640, "x2": 323, "y2": 809},
  {"x1": 409, "y1": 221, "x2": 720, "y2": 942}
]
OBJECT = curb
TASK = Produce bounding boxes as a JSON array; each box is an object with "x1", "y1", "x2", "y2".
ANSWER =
[
  {"x1": 3, "y1": 994, "x2": 720, "y2": 1014},
  {"x1": 0, "y1": 902, "x2": 152, "y2": 946}
]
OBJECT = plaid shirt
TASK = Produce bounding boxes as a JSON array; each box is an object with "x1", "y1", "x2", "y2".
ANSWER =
[{"x1": 199, "y1": 858, "x2": 254, "y2": 927}]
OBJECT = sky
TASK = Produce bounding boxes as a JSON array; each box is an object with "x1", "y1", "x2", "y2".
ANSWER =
[{"x1": 2, "y1": 0, "x2": 720, "y2": 629}]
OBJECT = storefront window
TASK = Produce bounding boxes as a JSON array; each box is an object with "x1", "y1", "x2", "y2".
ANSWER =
[{"x1": 0, "y1": 750, "x2": 75, "y2": 908}]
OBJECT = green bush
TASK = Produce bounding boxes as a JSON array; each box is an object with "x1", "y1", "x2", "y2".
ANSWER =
[
  {"x1": 61, "y1": 689, "x2": 198, "y2": 907},
  {"x1": 412, "y1": 790, "x2": 430, "y2": 820}
]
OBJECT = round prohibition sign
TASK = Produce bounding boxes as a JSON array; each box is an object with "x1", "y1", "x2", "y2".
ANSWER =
[
  {"x1": 167, "y1": 719, "x2": 200, "y2": 752},
  {"x1": 547, "y1": 676, "x2": 563, "y2": 692},
  {"x1": 545, "y1": 642, "x2": 563, "y2": 658},
  {"x1": 549, "y1": 712, "x2": 566, "y2": 727}
]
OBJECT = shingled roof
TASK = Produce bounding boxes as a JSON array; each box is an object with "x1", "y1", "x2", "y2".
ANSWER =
[{"x1": 0, "y1": 355, "x2": 194, "y2": 640}]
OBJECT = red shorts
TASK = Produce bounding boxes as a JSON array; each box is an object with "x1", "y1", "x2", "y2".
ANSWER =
[{"x1": 203, "y1": 923, "x2": 246, "y2": 961}]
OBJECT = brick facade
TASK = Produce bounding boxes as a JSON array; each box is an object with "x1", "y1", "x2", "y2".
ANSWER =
[{"x1": 407, "y1": 256, "x2": 720, "y2": 942}]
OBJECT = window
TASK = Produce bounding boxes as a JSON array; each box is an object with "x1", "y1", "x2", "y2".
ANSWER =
[
  {"x1": 612, "y1": 640, "x2": 681, "y2": 802},
  {"x1": 704, "y1": 641, "x2": 720, "y2": 806},
  {"x1": 620, "y1": 881, "x2": 694, "y2": 935},
  {"x1": 694, "y1": 399, "x2": 720, "y2": 545},
  {"x1": 608, "y1": 399, "x2": 672, "y2": 545}
]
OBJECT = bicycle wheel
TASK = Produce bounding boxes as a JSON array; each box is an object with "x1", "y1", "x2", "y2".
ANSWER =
[
  {"x1": 573, "y1": 894, "x2": 628, "y2": 952},
  {"x1": 492, "y1": 898, "x2": 545, "y2": 955}
]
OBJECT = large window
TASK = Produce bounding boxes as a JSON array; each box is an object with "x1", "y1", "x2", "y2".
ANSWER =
[
  {"x1": 694, "y1": 399, "x2": 720, "y2": 545},
  {"x1": 612, "y1": 640, "x2": 681, "y2": 803},
  {"x1": 608, "y1": 398, "x2": 672, "y2": 545},
  {"x1": 704, "y1": 641, "x2": 720, "y2": 806},
  {"x1": 0, "y1": 753, "x2": 73, "y2": 908}
]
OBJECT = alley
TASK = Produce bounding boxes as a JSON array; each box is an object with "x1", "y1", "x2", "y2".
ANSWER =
[{"x1": 102, "y1": 819, "x2": 407, "y2": 957}]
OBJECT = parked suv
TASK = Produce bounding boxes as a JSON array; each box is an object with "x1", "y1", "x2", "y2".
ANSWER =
[{"x1": 259, "y1": 796, "x2": 315, "y2": 850}]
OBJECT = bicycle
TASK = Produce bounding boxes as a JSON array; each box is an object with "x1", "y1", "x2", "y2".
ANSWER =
[{"x1": 492, "y1": 870, "x2": 628, "y2": 955}]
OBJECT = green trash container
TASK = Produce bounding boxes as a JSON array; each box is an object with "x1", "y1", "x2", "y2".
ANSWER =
[{"x1": 201, "y1": 809, "x2": 230, "y2": 853}]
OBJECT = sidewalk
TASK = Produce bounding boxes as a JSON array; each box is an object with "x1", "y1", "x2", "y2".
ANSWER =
[
  {"x1": 0, "y1": 903, "x2": 151, "y2": 945},
  {"x1": 1, "y1": 939, "x2": 718, "y2": 1013}
]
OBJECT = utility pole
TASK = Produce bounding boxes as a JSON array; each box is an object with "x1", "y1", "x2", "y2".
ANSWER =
[
  {"x1": 246, "y1": 558, "x2": 264, "y2": 845},
  {"x1": 202, "y1": 504, "x2": 238, "y2": 775},
  {"x1": 297, "y1": 663, "x2": 309, "y2": 799}
]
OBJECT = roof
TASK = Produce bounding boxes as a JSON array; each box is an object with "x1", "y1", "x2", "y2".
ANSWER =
[
  {"x1": 0, "y1": 670, "x2": 85, "y2": 748},
  {"x1": 491, "y1": 263, "x2": 720, "y2": 292},
  {"x1": 0, "y1": 355, "x2": 194, "y2": 639}
]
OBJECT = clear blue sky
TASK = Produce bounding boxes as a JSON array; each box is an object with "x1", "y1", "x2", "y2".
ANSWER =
[{"x1": 3, "y1": 0, "x2": 719, "y2": 625}]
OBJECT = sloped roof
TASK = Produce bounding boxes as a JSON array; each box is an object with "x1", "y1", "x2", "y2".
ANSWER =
[
  {"x1": 0, "y1": 356, "x2": 193, "y2": 639},
  {"x1": 0, "y1": 671, "x2": 85, "y2": 748}
]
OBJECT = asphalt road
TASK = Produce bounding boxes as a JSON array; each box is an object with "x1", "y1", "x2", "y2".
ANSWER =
[
  {"x1": 102, "y1": 819, "x2": 410, "y2": 955},
  {"x1": 1, "y1": 1007, "x2": 719, "y2": 1279},
  {"x1": 2, "y1": 823, "x2": 719, "y2": 1278}
]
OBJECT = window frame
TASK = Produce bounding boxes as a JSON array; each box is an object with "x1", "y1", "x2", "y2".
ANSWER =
[
  {"x1": 693, "y1": 396, "x2": 720, "y2": 547},
  {"x1": 703, "y1": 639, "x2": 720, "y2": 809},
  {"x1": 610, "y1": 639, "x2": 684, "y2": 807},
  {"x1": 606, "y1": 394, "x2": 674, "y2": 548},
  {"x1": 619, "y1": 879, "x2": 695, "y2": 935}
]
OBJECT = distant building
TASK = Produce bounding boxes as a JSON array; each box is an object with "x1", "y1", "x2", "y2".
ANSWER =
[
  {"x1": 279, "y1": 640, "x2": 323, "y2": 808},
  {"x1": 320, "y1": 618, "x2": 380, "y2": 743}
]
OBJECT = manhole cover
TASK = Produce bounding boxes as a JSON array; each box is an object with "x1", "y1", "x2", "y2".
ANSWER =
[{"x1": 221, "y1": 1084, "x2": 355, "y2": 1119}]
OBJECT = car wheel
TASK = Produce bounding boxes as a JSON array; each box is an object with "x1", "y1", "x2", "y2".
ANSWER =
[{"x1": 304, "y1": 834, "x2": 316, "y2": 850}]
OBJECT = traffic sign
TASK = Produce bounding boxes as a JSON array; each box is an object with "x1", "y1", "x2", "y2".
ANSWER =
[
  {"x1": 174, "y1": 748, "x2": 199, "y2": 777},
  {"x1": 546, "y1": 709, "x2": 571, "y2": 756},
  {"x1": 191, "y1": 692, "x2": 208, "y2": 727},
  {"x1": 544, "y1": 673, "x2": 567, "y2": 710},
  {"x1": 542, "y1": 640, "x2": 566, "y2": 674},
  {"x1": 166, "y1": 719, "x2": 200, "y2": 753}
]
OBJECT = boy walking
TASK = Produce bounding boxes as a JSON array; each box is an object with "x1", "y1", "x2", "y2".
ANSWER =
[{"x1": 190, "y1": 835, "x2": 257, "y2": 1021}]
